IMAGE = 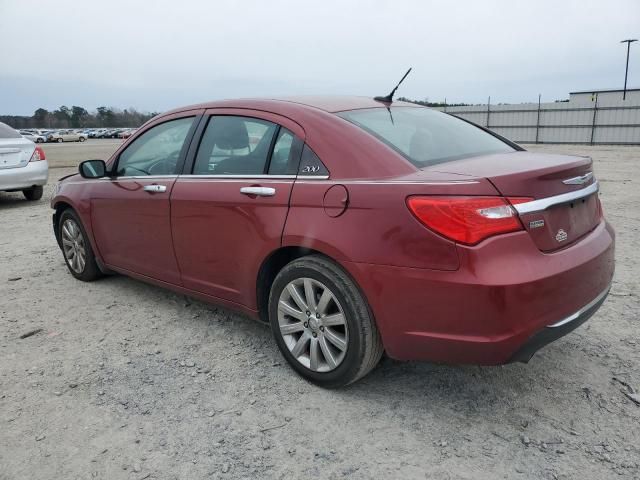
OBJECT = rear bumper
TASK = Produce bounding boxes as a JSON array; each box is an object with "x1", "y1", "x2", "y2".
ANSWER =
[
  {"x1": 508, "y1": 286, "x2": 610, "y2": 362},
  {"x1": 343, "y1": 219, "x2": 615, "y2": 364},
  {"x1": 0, "y1": 160, "x2": 49, "y2": 191}
]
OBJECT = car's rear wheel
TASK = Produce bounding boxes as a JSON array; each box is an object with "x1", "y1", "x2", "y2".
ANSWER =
[
  {"x1": 57, "y1": 138, "x2": 63, "y2": 143},
  {"x1": 36, "y1": 138, "x2": 44, "y2": 143},
  {"x1": 23, "y1": 186, "x2": 43, "y2": 201},
  {"x1": 268, "y1": 255, "x2": 383, "y2": 388},
  {"x1": 58, "y1": 210, "x2": 102, "y2": 281}
]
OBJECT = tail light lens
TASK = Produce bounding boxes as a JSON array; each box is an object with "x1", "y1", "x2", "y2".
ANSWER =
[
  {"x1": 29, "y1": 146, "x2": 46, "y2": 162},
  {"x1": 407, "y1": 196, "x2": 532, "y2": 245}
]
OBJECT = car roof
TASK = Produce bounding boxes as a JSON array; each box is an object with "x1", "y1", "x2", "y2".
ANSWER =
[{"x1": 163, "y1": 95, "x2": 418, "y2": 116}]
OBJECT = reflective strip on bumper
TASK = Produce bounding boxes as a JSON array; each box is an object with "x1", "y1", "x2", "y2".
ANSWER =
[{"x1": 548, "y1": 286, "x2": 611, "y2": 328}]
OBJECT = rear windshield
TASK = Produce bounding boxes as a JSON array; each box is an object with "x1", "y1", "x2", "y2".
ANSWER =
[
  {"x1": 337, "y1": 107, "x2": 515, "y2": 168},
  {"x1": 0, "y1": 122, "x2": 21, "y2": 139}
]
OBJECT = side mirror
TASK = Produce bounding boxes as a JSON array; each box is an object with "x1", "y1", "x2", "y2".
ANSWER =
[{"x1": 79, "y1": 159, "x2": 107, "y2": 179}]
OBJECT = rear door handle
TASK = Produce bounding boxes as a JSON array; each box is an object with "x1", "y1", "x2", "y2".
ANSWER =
[
  {"x1": 240, "y1": 186, "x2": 276, "y2": 197},
  {"x1": 143, "y1": 184, "x2": 167, "y2": 193}
]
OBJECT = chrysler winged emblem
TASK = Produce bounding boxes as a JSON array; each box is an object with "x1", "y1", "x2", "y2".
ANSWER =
[
  {"x1": 563, "y1": 172, "x2": 593, "y2": 185},
  {"x1": 555, "y1": 229, "x2": 568, "y2": 242}
]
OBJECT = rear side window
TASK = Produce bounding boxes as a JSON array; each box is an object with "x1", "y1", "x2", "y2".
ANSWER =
[
  {"x1": 337, "y1": 107, "x2": 514, "y2": 168},
  {"x1": 193, "y1": 116, "x2": 277, "y2": 175},
  {"x1": 268, "y1": 128, "x2": 303, "y2": 175},
  {"x1": 0, "y1": 122, "x2": 21, "y2": 139}
]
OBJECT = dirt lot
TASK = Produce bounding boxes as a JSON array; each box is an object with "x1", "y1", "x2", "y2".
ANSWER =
[{"x1": 1, "y1": 143, "x2": 638, "y2": 480}]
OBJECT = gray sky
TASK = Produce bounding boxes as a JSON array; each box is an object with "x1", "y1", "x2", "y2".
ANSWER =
[{"x1": 1, "y1": 0, "x2": 639, "y2": 115}]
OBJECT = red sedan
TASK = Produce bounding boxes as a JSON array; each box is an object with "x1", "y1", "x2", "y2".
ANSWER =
[{"x1": 51, "y1": 96, "x2": 615, "y2": 387}]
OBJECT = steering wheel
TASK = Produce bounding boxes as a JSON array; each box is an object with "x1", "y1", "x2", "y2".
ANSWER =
[{"x1": 148, "y1": 152, "x2": 179, "y2": 175}]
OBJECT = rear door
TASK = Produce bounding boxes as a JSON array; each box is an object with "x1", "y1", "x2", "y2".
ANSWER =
[
  {"x1": 171, "y1": 110, "x2": 304, "y2": 309},
  {"x1": 89, "y1": 112, "x2": 201, "y2": 283}
]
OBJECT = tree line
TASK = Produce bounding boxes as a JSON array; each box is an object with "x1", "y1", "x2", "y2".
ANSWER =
[{"x1": 0, "y1": 106, "x2": 160, "y2": 130}]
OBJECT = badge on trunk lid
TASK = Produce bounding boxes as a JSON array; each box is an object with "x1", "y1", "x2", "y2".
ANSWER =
[
  {"x1": 529, "y1": 219, "x2": 545, "y2": 229},
  {"x1": 555, "y1": 229, "x2": 568, "y2": 242}
]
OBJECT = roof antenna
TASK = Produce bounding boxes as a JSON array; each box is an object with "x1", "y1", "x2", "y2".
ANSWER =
[{"x1": 374, "y1": 67, "x2": 412, "y2": 103}]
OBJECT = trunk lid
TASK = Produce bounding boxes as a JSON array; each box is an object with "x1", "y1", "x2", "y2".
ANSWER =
[
  {"x1": 0, "y1": 138, "x2": 35, "y2": 170},
  {"x1": 427, "y1": 151, "x2": 601, "y2": 252}
]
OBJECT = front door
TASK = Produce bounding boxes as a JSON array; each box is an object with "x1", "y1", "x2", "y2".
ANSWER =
[
  {"x1": 90, "y1": 114, "x2": 199, "y2": 284},
  {"x1": 171, "y1": 113, "x2": 303, "y2": 308}
]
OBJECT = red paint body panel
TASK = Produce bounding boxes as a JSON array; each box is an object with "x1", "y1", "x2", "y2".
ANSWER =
[
  {"x1": 90, "y1": 177, "x2": 181, "y2": 284},
  {"x1": 343, "y1": 221, "x2": 615, "y2": 363},
  {"x1": 51, "y1": 96, "x2": 616, "y2": 367}
]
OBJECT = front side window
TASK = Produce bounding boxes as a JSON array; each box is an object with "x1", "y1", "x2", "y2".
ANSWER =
[
  {"x1": 337, "y1": 107, "x2": 515, "y2": 168},
  {"x1": 193, "y1": 116, "x2": 278, "y2": 175},
  {"x1": 116, "y1": 117, "x2": 194, "y2": 176}
]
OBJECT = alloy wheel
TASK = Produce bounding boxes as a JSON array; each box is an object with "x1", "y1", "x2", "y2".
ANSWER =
[
  {"x1": 277, "y1": 278, "x2": 349, "y2": 372},
  {"x1": 61, "y1": 219, "x2": 86, "y2": 274}
]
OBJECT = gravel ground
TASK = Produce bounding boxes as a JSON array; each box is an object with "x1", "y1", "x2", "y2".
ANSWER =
[{"x1": 0, "y1": 144, "x2": 638, "y2": 480}]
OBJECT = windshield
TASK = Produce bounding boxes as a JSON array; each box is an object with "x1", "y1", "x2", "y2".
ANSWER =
[{"x1": 337, "y1": 107, "x2": 515, "y2": 168}]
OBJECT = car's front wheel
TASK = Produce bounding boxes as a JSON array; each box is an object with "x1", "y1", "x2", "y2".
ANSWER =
[
  {"x1": 23, "y1": 186, "x2": 43, "y2": 201},
  {"x1": 269, "y1": 255, "x2": 383, "y2": 388},
  {"x1": 58, "y1": 210, "x2": 102, "y2": 281},
  {"x1": 57, "y1": 138, "x2": 63, "y2": 143},
  {"x1": 79, "y1": 136, "x2": 85, "y2": 142}
]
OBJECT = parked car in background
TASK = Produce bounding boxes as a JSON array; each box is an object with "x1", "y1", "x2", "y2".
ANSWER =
[
  {"x1": 48, "y1": 130, "x2": 87, "y2": 143},
  {"x1": 119, "y1": 129, "x2": 136, "y2": 139},
  {"x1": 20, "y1": 130, "x2": 46, "y2": 143},
  {"x1": 50, "y1": 96, "x2": 614, "y2": 387},
  {"x1": 0, "y1": 122, "x2": 48, "y2": 200}
]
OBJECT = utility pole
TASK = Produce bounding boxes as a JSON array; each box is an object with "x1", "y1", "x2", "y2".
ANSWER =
[{"x1": 621, "y1": 39, "x2": 637, "y2": 100}]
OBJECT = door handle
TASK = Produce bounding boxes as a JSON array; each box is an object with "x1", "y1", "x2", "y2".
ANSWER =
[
  {"x1": 240, "y1": 186, "x2": 276, "y2": 197},
  {"x1": 143, "y1": 184, "x2": 167, "y2": 193}
]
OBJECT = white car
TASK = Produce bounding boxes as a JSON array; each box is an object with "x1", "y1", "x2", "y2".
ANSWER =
[
  {"x1": 0, "y1": 122, "x2": 49, "y2": 200},
  {"x1": 20, "y1": 130, "x2": 46, "y2": 143}
]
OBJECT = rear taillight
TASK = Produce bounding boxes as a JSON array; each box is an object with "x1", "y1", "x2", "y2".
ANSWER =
[
  {"x1": 29, "y1": 146, "x2": 46, "y2": 162},
  {"x1": 406, "y1": 196, "x2": 532, "y2": 245}
]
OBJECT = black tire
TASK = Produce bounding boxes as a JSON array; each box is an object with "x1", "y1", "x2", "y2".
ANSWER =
[
  {"x1": 23, "y1": 186, "x2": 43, "y2": 201},
  {"x1": 57, "y1": 137, "x2": 63, "y2": 143},
  {"x1": 36, "y1": 138, "x2": 44, "y2": 143},
  {"x1": 58, "y1": 209, "x2": 103, "y2": 281},
  {"x1": 268, "y1": 255, "x2": 383, "y2": 388}
]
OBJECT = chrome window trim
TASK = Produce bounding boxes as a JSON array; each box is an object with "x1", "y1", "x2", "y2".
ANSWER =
[
  {"x1": 112, "y1": 175, "x2": 179, "y2": 180},
  {"x1": 514, "y1": 181, "x2": 599, "y2": 215},
  {"x1": 296, "y1": 175, "x2": 330, "y2": 180},
  {"x1": 547, "y1": 286, "x2": 610, "y2": 328},
  {"x1": 179, "y1": 174, "x2": 297, "y2": 180}
]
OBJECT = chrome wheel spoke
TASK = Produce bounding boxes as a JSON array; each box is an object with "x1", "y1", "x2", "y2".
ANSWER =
[
  {"x1": 316, "y1": 289, "x2": 332, "y2": 316},
  {"x1": 290, "y1": 332, "x2": 310, "y2": 358},
  {"x1": 280, "y1": 321, "x2": 305, "y2": 335},
  {"x1": 323, "y1": 313, "x2": 345, "y2": 327},
  {"x1": 309, "y1": 338, "x2": 320, "y2": 371},
  {"x1": 324, "y1": 327, "x2": 347, "y2": 352},
  {"x1": 319, "y1": 337, "x2": 337, "y2": 369},
  {"x1": 287, "y1": 284, "x2": 307, "y2": 312},
  {"x1": 303, "y1": 279, "x2": 316, "y2": 311},
  {"x1": 278, "y1": 300, "x2": 306, "y2": 321}
]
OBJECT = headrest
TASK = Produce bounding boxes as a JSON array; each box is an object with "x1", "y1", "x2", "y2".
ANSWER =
[{"x1": 214, "y1": 117, "x2": 249, "y2": 150}]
